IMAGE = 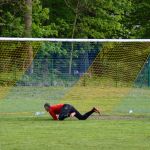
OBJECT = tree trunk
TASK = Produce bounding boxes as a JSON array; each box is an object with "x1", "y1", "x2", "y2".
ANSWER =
[
  {"x1": 68, "y1": 1, "x2": 80, "y2": 75},
  {"x1": 24, "y1": 0, "x2": 32, "y2": 37},
  {"x1": 24, "y1": 0, "x2": 33, "y2": 74},
  {"x1": 68, "y1": 12, "x2": 78, "y2": 75}
]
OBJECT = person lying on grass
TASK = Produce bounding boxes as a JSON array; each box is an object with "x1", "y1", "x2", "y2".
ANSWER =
[{"x1": 44, "y1": 103, "x2": 100, "y2": 121}]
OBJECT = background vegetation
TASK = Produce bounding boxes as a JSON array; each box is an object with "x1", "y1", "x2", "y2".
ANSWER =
[
  {"x1": 0, "y1": 0, "x2": 150, "y2": 87},
  {"x1": 0, "y1": 0, "x2": 150, "y2": 39}
]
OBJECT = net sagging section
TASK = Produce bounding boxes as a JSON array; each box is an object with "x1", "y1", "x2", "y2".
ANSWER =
[
  {"x1": 77, "y1": 42, "x2": 150, "y2": 87},
  {"x1": 0, "y1": 41, "x2": 41, "y2": 99},
  {"x1": 0, "y1": 40, "x2": 99, "y2": 114},
  {"x1": 63, "y1": 42, "x2": 150, "y2": 115},
  {"x1": 0, "y1": 39, "x2": 150, "y2": 116}
]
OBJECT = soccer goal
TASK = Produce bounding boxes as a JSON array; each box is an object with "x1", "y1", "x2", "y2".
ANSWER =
[{"x1": 0, "y1": 38, "x2": 150, "y2": 116}]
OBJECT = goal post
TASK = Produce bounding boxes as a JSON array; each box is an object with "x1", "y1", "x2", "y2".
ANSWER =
[{"x1": 0, "y1": 37, "x2": 150, "y2": 116}]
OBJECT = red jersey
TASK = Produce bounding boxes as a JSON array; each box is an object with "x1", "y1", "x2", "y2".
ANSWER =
[{"x1": 48, "y1": 104, "x2": 64, "y2": 120}]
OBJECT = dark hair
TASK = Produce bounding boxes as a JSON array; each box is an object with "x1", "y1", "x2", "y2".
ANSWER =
[{"x1": 44, "y1": 103, "x2": 50, "y2": 108}]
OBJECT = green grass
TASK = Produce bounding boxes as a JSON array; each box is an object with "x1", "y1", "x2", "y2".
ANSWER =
[
  {"x1": 0, "y1": 86, "x2": 150, "y2": 150},
  {"x1": 1, "y1": 86, "x2": 150, "y2": 115},
  {"x1": 62, "y1": 86, "x2": 130, "y2": 112},
  {"x1": 0, "y1": 115, "x2": 150, "y2": 150},
  {"x1": 62, "y1": 86, "x2": 150, "y2": 115},
  {"x1": 114, "y1": 88, "x2": 150, "y2": 115},
  {"x1": 0, "y1": 86, "x2": 69, "y2": 113}
]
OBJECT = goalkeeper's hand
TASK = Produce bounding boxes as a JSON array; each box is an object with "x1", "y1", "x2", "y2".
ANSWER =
[{"x1": 70, "y1": 112, "x2": 76, "y2": 117}]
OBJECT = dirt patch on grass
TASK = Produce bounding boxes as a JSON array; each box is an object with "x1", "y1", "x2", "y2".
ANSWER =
[{"x1": 90, "y1": 114, "x2": 150, "y2": 120}]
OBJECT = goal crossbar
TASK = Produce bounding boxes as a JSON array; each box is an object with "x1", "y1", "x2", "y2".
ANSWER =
[{"x1": 0, "y1": 37, "x2": 150, "y2": 42}]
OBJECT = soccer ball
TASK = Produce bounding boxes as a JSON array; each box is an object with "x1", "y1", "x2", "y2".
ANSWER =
[
  {"x1": 129, "y1": 110, "x2": 133, "y2": 114},
  {"x1": 35, "y1": 112, "x2": 40, "y2": 116},
  {"x1": 35, "y1": 112, "x2": 45, "y2": 116}
]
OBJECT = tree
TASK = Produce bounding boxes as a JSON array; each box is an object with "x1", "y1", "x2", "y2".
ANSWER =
[
  {"x1": 24, "y1": 0, "x2": 32, "y2": 37},
  {"x1": 125, "y1": 0, "x2": 150, "y2": 38},
  {"x1": 64, "y1": 0, "x2": 89, "y2": 74},
  {"x1": 0, "y1": 0, "x2": 24, "y2": 36},
  {"x1": 24, "y1": 0, "x2": 33, "y2": 74},
  {"x1": 0, "y1": 0, "x2": 57, "y2": 37}
]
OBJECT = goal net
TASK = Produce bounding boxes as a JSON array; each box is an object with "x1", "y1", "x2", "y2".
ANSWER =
[{"x1": 0, "y1": 38, "x2": 150, "y2": 117}]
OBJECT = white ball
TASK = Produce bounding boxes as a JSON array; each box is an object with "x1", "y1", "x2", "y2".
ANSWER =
[
  {"x1": 129, "y1": 110, "x2": 133, "y2": 114},
  {"x1": 35, "y1": 112, "x2": 40, "y2": 116},
  {"x1": 35, "y1": 112, "x2": 45, "y2": 116}
]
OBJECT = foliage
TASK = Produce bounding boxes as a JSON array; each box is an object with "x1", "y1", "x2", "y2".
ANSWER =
[
  {"x1": 126, "y1": 0, "x2": 150, "y2": 38},
  {"x1": 0, "y1": 0, "x2": 149, "y2": 38},
  {"x1": 0, "y1": 0, "x2": 57, "y2": 37},
  {"x1": 0, "y1": 0, "x2": 149, "y2": 81}
]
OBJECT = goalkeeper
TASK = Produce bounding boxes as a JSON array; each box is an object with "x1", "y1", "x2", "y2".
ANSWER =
[{"x1": 44, "y1": 103, "x2": 100, "y2": 121}]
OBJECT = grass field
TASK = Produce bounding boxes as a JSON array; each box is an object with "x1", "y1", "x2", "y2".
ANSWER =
[
  {"x1": 0, "y1": 115, "x2": 150, "y2": 150},
  {"x1": 0, "y1": 86, "x2": 150, "y2": 150}
]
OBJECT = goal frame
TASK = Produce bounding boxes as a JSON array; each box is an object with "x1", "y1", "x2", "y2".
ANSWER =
[{"x1": 0, "y1": 37, "x2": 150, "y2": 42}]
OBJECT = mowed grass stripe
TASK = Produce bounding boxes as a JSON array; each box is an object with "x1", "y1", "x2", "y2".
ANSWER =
[
  {"x1": 0, "y1": 116, "x2": 150, "y2": 150},
  {"x1": 61, "y1": 87, "x2": 130, "y2": 113}
]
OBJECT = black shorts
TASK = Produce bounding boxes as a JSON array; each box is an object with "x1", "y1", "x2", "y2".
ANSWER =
[{"x1": 58, "y1": 104, "x2": 74, "y2": 120}]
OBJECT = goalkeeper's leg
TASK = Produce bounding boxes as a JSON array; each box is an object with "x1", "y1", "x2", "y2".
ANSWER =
[
  {"x1": 58, "y1": 104, "x2": 100, "y2": 120},
  {"x1": 71, "y1": 107, "x2": 100, "y2": 120}
]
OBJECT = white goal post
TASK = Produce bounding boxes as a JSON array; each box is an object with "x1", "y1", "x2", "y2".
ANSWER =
[{"x1": 0, "y1": 37, "x2": 150, "y2": 42}]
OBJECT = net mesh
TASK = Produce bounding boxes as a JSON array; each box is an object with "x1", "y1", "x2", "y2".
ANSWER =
[
  {"x1": 77, "y1": 42, "x2": 150, "y2": 87},
  {"x1": 62, "y1": 42, "x2": 150, "y2": 115},
  {"x1": 0, "y1": 41, "x2": 41, "y2": 101},
  {"x1": 0, "y1": 39, "x2": 150, "y2": 116}
]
